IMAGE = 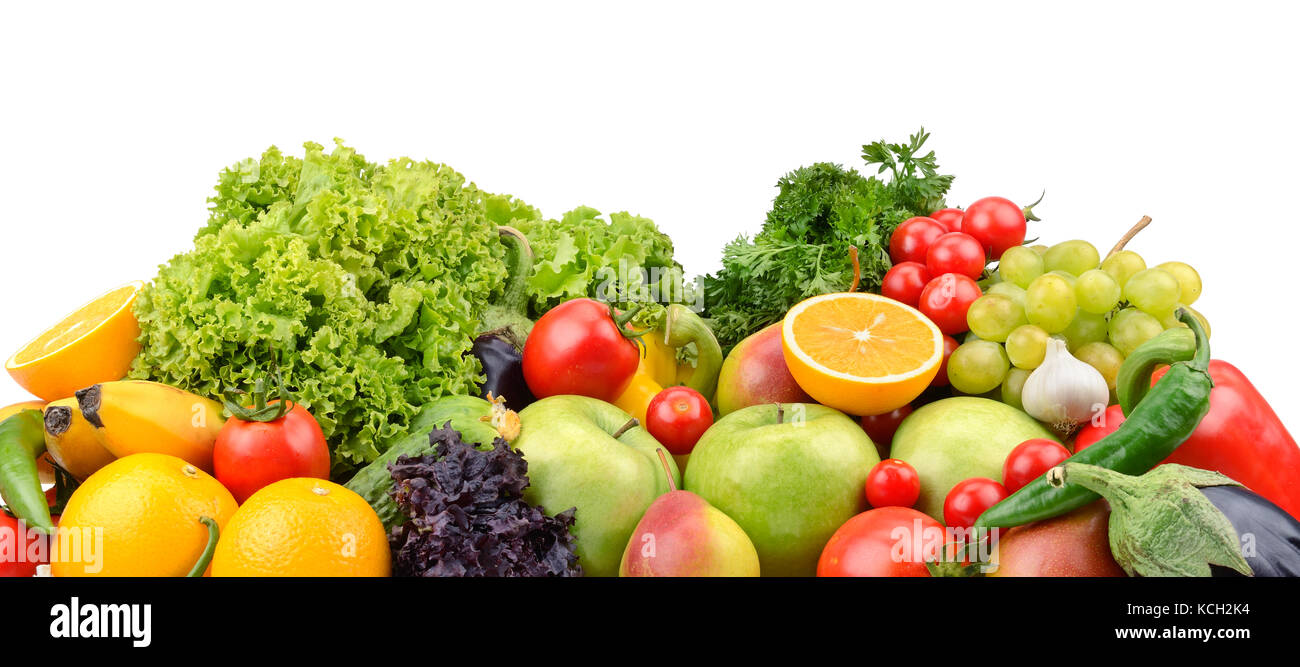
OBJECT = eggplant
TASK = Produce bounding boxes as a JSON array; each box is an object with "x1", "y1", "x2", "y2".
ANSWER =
[
  {"x1": 1204, "y1": 485, "x2": 1300, "y2": 577},
  {"x1": 472, "y1": 333, "x2": 535, "y2": 410},
  {"x1": 471, "y1": 225, "x2": 537, "y2": 410}
]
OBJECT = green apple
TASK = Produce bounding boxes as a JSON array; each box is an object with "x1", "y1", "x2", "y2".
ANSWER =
[
  {"x1": 514, "y1": 395, "x2": 679, "y2": 577},
  {"x1": 890, "y1": 397, "x2": 1059, "y2": 520},
  {"x1": 684, "y1": 403, "x2": 879, "y2": 577}
]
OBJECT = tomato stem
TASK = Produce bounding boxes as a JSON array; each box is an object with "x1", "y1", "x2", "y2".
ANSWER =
[
  {"x1": 1022, "y1": 190, "x2": 1045, "y2": 222},
  {"x1": 223, "y1": 364, "x2": 294, "y2": 423},
  {"x1": 186, "y1": 516, "x2": 220, "y2": 578}
]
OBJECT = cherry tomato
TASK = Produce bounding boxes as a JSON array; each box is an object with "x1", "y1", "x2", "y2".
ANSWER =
[
  {"x1": 1, "y1": 512, "x2": 49, "y2": 577},
  {"x1": 929, "y1": 208, "x2": 965, "y2": 233},
  {"x1": 943, "y1": 477, "x2": 1008, "y2": 529},
  {"x1": 817, "y1": 506, "x2": 945, "y2": 577},
  {"x1": 1074, "y1": 404, "x2": 1123, "y2": 452},
  {"x1": 888, "y1": 217, "x2": 946, "y2": 265},
  {"x1": 860, "y1": 404, "x2": 913, "y2": 455},
  {"x1": 1002, "y1": 438, "x2": 1071, "y2": 493},
  {"x1": 925, "y1": 232, "x2": 987, "y2": 280},
  {"x1": 214, "y1": 401, "x2": 331, "y2": 504},
  {"x1": 865, "y1": 459, "x2": 920, "y2": 508},
  {"x1": 961, "y1": 196, "x2": 1028, "y2": 260},
  {"x1": 917, "y1": 273, "x2": 982, "y2": 335},
  {"x1": 880, "y1": 262, "x2": 932, "y2": 307},
  {"x1": 645, "y1": 386, "x2": 714, "y2": 456},
  {"x1": 930, "y1": 334, "x2": 960, "y2": 387},
  {"x1": 523, "y1": 298, "x2": 642, "y2": 402}
]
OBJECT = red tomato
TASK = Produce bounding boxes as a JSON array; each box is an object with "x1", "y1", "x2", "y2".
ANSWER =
[
  {"x1": 926, "y1": 232, "x2": 987, "y2": 280},
  {"x1": 931, "y1": 334, "x2": 960, "y2": 387},
  {"x1": 888, "y1": 217, "x2": 947, "y2": 265},
  {"x1": 880, "y1": 262, "x2": 932, "y2": 307},
  {"x1": 860, "y1": 404, "x2": 913, "y2": 452},
  {"x1": 929, "y1": 208, "x2": 965, "y2": 233},
  {"x1": 523, "y1": 298, "x2": 642, "y2": 402},
  {"x1": 917, "y1": 273, "x2": 982, "y2": 335},
  {"x1": 865, "y1": 459, "x2": 920, "y2": 508},
  {"x1": 645, "y1": 386, "x2": 713, "y2": 456},
  {"x1": 0, "y1": 512, "x2": 49, "y2": 577},
  {"x1": 1002, "y1": 438, "x2": 1071, "y2": 493},
  {"x1": 943, "y1": 477, "x2": 1008, "y2": 529},
  {"x1": 1075, "y1": 404, "x2": 1123, "y2": 451},
  {"x1": 961, "y1": 196, "x2": 1028, "y2": 260},
  {"x1": 818, "y1": 506, "x2": 945, "y2": 577},
  {"x1": 214, "y1": 401, "x2": 331, "y2": 504}
]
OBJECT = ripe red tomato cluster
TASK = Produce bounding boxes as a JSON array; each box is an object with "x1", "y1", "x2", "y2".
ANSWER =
[{"x1": 883, "y1": 197, "x2": 1033, "y2": 339}]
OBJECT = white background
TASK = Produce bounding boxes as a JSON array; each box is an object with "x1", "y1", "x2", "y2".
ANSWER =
[{"x1": 2, "y1": 1, "x2": 1297, "y2": 431}]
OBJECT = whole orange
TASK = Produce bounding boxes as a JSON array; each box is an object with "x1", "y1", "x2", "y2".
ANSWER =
[
  {"x1": 211, "y1": 478, "x2": 390, "y2": 577},
  {"x1": 51, "y1": 453, "x2": 237, "y2": 577}
]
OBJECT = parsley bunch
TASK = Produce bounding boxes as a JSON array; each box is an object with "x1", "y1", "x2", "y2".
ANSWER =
[{"x1": 702, "y1": 129, "x2": 954, "y2": 351}]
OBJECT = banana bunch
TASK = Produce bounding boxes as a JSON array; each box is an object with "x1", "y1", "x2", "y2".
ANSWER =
[{"x1": 43, "y1": 380, "x2": 224, "y2": 479}]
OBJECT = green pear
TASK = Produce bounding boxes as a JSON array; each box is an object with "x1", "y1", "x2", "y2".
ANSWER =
[
  {"x1": 620, "y1": 451, "x2": 760, "y2": 577},
  {"x1": 514, "y1": 395, "x2": 679, "y2": 577},
  {"x1": 685, "y1": 403, "x2": 878, "y2": 576}
]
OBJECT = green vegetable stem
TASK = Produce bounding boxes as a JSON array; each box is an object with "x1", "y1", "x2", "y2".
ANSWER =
[
  {"x1": 186, "y1": 516, "x2": 220, "y2": 578},
  {"x1": 976, "y1": 308, "x2": 1213, "y2": 529},
  {"x1": 478, "y1": 225, "x2": 536, "y2": 347},
  {"x1": 1045, "y1": 462, "x2": 1250, "y2": 577},
  {"x1": 1115, "y1": 326, "x2": 1194, "y2": 415},
  {"x1": 0, "y1": 410, "x2": 54, "y2": 533}
]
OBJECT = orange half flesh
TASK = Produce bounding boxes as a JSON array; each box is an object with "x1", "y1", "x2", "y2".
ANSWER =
[
  {"x1": 6, "y1": 282, "x2": 144, "y2": 401},
  {"x1": 782, "y1": 292, "x2": 943, "y2": 416}
]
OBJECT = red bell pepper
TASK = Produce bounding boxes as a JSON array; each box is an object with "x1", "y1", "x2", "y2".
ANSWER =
[{"x1": 1076, "y1": 360, "x2": 1300, "y2": 520}]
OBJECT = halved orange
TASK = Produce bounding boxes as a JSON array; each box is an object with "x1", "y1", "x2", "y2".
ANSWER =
[
  {"x1": 6, "y1": 282, "x2": 144, "y2": 401},
  {"x1": 782, "y1": 292, "x2": 943, "y2": 416}
]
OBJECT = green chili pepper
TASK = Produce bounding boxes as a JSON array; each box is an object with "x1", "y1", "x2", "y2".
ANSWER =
[
  {"x1": 0, "y1": 409, "x2": 54, "y2": 533},
  {"x1": 1115, "y1": 326, "x2": 1195, "y2": 415},
  {"x1": 975, "y1": 308, "x2": 1212, "y2": 529},
  {"x1": 186, "y1": 516, "x2": 220, "y2": 577}
]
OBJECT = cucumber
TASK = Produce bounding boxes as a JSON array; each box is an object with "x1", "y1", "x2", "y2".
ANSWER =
[{"x1": 345, "y1": 395, "x2": 518, "y2": 531}]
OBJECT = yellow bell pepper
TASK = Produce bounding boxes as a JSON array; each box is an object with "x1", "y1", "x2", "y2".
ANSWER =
[{"x1": 611, "y1": 305, "x2": 724, "y2": 425}]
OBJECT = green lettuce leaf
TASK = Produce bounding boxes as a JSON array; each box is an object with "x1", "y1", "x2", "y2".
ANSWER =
[{"x1": 131, "y1": 140, "x2": 507, "y2": 474}]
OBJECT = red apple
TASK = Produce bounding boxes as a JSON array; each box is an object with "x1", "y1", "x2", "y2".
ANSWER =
[{"x1": 715, "y1": 323, "x2": 812, "y2": 415}]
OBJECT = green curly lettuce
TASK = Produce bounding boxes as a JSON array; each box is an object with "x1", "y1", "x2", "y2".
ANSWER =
[
  {"x1": 508, "y1": 205, "x2": 688, "y2": 318},
  {"x1": 130, "y1": 140, "x2": 508, "y2": 475}
]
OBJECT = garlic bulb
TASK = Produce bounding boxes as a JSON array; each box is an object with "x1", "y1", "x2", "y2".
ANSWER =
[{"x1": 1020, "y1": 337, "x2": 1110, "y2": 430}]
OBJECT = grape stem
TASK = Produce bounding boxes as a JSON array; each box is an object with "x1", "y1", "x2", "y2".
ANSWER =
[{"x1": 1107, "y1": 215, "x2": 1152, "y2": 258}]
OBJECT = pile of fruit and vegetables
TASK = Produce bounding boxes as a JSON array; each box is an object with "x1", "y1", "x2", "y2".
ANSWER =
[{"x1": 3, "y1": 131, "x2": 1298, "y2": 578}]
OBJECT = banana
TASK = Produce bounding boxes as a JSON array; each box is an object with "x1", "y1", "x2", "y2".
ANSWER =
[
  {"x1": 76, "y1": 380, "x2": 225, "y2": 473},
  {"x1": 43, "y1": 397, "x2": 117, "y2": 480}
]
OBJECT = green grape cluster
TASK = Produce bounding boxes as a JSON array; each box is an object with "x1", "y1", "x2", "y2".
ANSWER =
[{"x1": 945, "y1": 239, "x2": 1208, "y2": 406}]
